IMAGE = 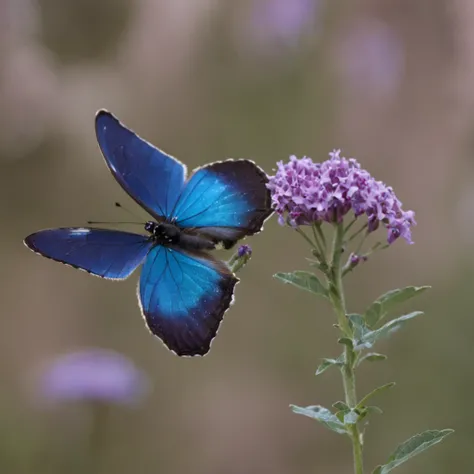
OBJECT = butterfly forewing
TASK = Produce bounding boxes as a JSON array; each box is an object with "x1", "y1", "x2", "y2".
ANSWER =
[
  {"x1": 95, "y1": 110, "x2": 186, "y2": 220},
  {"x1": 24, "y1": 228, "x2": 152, "y2": 279},
  {"x1": 173, "y1": 160, "x2": 272, "y2": 246}
]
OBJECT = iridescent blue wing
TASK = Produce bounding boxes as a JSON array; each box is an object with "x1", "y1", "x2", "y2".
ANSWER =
[
  {"x1": 172, "y1": 160, "x2": 272, "y2": 247},
  {"x1": 139, "y1": 245, "x2": 238, "y2": 356},
  {"x1": 95, "y1": 110, "x2": 186, "y2": 220},
  {"x1": 24, "y1": 228, "x2": 152, "y2": 279}
]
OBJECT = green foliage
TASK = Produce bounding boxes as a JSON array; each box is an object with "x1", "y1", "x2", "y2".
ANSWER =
[
  {"x1": 354, "y1": 312, "x2": 423, "y2": 350},
  {"x1": 372, "y1": 429, "x2": 454, "y2": 473},
  {"x1": 357, "y1": 383, "x2": 396, "y2": 409},
  {"x1": 356, "y1": 352, "x2": 387, "y2": 367},
  {"x1": 315, "y1": 354, "x2": 345, "y2": 375},
  {"x1": 348, "y1": 314, "x2": 370, "y2": 340},
  {"x1": 338, "y1": 337, "x2": 353, "y2": 348},
  {"x1": 290, "y1": 405, "x2": 347, "y2": 435},
  {"x1": 332, "y1": 401, "x2": 349, "y2": 411},
  {"x1": 359, "y1": 406, "x2": 383, "y2": 418},
  {"x1": 274, "y1": 271, "x2": 328, "y2": 299},
  {"x1": 364, "y1": 286, "x2": 430, "y2": 328}
]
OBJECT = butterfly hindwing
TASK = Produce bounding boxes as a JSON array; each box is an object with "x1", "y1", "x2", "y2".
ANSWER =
[
  {"x1": 95, "y1": 110, "x2": 186, "y2": 219},
  {"x1": 24, "y1": 228, "x2": 152, "y2": 279},
  {"x1": 139, "y1": 245, "x2": 238, "y2": 356},
  {"x1": 172, "y1": 160, "x2": 272, "y2": 246}
]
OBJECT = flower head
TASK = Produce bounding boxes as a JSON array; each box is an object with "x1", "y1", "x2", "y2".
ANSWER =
[
  {"x1": 40, "y1": 349, "x2": 149, "y2": 405},
  {"x1": 237, "y1": 244, "x2": 252, "y2": 258},
  {"x1": 267, "y1": 150, "x2": 415, "y2": 244}
]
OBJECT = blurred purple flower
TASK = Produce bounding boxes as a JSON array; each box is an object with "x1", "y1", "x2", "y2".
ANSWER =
[
  {"x1": 41, "y1": 349, "x2": 149, "y2": 405},
  {"x1": 336, "y1": 19, "x2": 404, "y2": 100},
  {"x1": 253, "y1": 0, "x2": 320, "y2": 42},
  {"x1": 237, "y1": 244, "x2": 252, "y2": 258},
  {"x1": 236, "y1": 0, "x2": 322, "y2": 57},
  {"x1": 267, "y1": 150, "x2": 416, "y2": 244}
]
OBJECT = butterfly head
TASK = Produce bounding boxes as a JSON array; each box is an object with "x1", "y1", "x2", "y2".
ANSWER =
[{"x1": 145, "y1": 221, "x2": 180, "y2": 246}]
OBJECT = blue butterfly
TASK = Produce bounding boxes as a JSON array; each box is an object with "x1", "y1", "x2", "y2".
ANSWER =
[{"x1": 24, "y1": 110, "x2": 272, "y2": 356}]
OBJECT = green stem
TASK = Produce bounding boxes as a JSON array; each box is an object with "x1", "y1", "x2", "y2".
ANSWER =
[
  {"x1": 347, "y1": 223, "x2": 368, "y2": 244},
  {"x1": 311, "y1": 225, "x2": 326, "y2": 265},
  {"x1": 228, "y1": 251, "x2": 251, "y2": 273},
  {"x1": 329, "y1": 223, "x2": 364, "y2": 474},
  {"x1": 88, "y1": 402, "x2": 109, "y2": 474},
  {"x1": 314, "y1": 223, "x2": 326, "y2": 249},
  {"x1": 295, "y1": 227, "x2": 318, "y2": 250}
]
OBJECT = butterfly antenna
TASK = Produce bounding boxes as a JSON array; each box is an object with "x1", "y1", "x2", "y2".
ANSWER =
[
  {"x1": 87, "y1": 202, "x2": 147, "y2": 227},
  {"x1": 115, "y1": 201, "x2": 146, "y2": 221},
  {"x1": 87, "y1": 220, "x2": 143, "y2": 225}
]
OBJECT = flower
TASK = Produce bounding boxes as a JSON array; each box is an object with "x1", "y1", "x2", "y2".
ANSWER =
[
  {"x1": 237, "y1": 244, "x2": 252, "y2": 258},
  {"x1": 251, "y1": 0, "x2": 320, "y2": 44},
  {"x1": 234, "y1": 0, "x2": 322, "y2": 58},
  {"x1": 267, "y1": 150, "x2": 415, "y2": 244},
  {"x1": 40, "y1": 349, "x2": 149, "y2": 405},
  {"x1": 336, "y1": 18, "x2": 404, "y2": 101}
]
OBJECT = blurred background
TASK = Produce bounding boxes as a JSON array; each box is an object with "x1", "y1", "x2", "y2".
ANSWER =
[{"x1": 0, "y1": 0, "x2": 470, "y2": 472}]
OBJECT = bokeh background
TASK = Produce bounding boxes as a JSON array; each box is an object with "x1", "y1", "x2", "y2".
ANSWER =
[{"x1": 0, "y1": 0, "x2": 470, "y2": 472}]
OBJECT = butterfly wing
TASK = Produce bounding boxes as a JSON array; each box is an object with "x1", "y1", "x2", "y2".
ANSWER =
[
  {"x1": 139, "y1": 245, "x2": 238, "y2": 356},
  {"x1": 95, "y1": 110, "x2": 186, "y2": 219},
  {"x1": 172, "y1": 160, "x2": 272, "y2": 247},
  {"x1": 24, "y1": 228, "x2": 152, "y2": 279}
]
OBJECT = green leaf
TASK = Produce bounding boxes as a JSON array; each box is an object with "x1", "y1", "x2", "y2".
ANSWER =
[
  {"x1": 357, "y1": 383, "x2": 396, "y2": 409},
  {"x1": 290, "y1": 405, "x2": 347, "y2": 435},
  {"x1": 356, "y1": 405, "x2": 383, "y2": 422},
  {"x1": 355, "y1": 312, "x2": 423, "y2": 350},
  {"x1": 357, "y1": 352, "x2": 388, "y2": 367},
  {"x1": 332, "y1": 401, "x2": 349, "y2": 411},
  {"x1": 274, "y1": 271, "x2": 328, "y2": 299},
  {"x1": 338, "y1": 337, "x2": 353, "y2": 348},
  {"x1": 373, "y1": 429, "x2": 454, "y2": 473},
  {"x1": 365, "y1": 301, "x2": 383, "y2": 329},
  {"x1": 348, "y1": 314, "x2": 370, "y2": 340},
  {"x1": 365, "y1": 286, "x2": 430, "y2": 328},
  {"x1": 366, "y1": 406, "x2": 383, "y2": 415},
  {"x1": 316, "y1": 354, "x2": 345, "y2": 375}
]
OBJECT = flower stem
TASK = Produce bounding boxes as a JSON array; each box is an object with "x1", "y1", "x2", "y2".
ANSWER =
[
  {"x1": 87, "y1": 402, "x2": 109, "y2": 474},
  {"x1": 329, "y1": 223, "x2": 364, "y2": 474},
  {"x1": 295, "y1": 227, "x2": 318, "y2": 250}
]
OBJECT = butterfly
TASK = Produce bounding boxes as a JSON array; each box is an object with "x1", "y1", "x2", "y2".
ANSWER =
[{"x1": 24, "y1": 110, "x2": 272, "y2": 356}]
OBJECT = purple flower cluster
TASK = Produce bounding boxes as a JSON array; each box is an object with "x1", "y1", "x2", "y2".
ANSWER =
[{"x1": 267, "y1": 150, "x2": 415, "y2": 244}]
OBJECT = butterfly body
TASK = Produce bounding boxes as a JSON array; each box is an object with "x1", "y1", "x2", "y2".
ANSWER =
[
  {"x1": 25, "y1": 110, "x2": 272, "y2": 356},
  {"x1": 144, "y1": 221, "x2": 217, "y2": 251}
]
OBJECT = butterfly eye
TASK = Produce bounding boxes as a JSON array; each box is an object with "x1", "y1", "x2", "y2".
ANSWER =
[{"x1": 144, "y1": 221, "x2": 155, "y2": 233}]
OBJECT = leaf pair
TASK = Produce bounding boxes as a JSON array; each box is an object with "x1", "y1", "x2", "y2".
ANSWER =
[
  {"x1": 364, "y1": 286, "x2": 430, "y2": 328},
  {"x1": 353, "y1": 312, "x2": 424, "y2": 350}
]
